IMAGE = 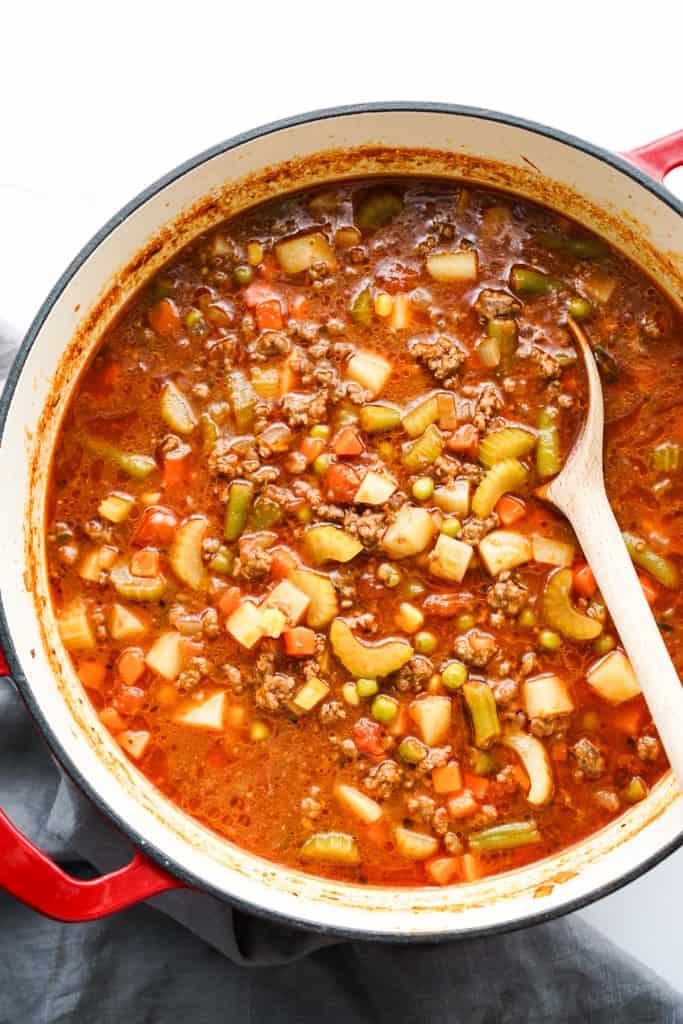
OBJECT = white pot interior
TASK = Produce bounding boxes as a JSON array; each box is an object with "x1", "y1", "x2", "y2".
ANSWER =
[{"x1": 1, "y1": 107, "x2": 682, "y2": 937}]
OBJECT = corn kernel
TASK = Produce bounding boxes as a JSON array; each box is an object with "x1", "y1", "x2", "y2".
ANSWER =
[
  {"x1": 395, "y1": 602, "x2": 425, "y2": 634},
  {"x1": 247, "y1": 241, "x2": 264, "y2": 266},
  {"x1": 374, "y1": 292, "x2": 394, "y2": 318},
  {"x1": 342, "y1": 682, "x2": 360, "y2": 707}
]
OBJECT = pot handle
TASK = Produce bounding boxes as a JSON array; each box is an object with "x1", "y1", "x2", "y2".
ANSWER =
[{"x1": 621, "y1": 129, "x2": 683, "y2": 182}]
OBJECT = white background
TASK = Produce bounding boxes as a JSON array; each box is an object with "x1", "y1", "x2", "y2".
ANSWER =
[{"x1": 1, "y1": 0, "x2": 682, "y2": 994}]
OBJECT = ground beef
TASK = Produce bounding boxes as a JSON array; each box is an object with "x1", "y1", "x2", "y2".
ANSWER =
[
  {"x1": 571, "y1": 738, "x2": 605, "y2": 779},
  {"x1": 395, "y1": 656, "x2": 434, "y2": 693},
  {"x1": 522, "y1": 345, "x2": 561, "y2": 380},
  {"x1": 301, "y1": 789, "x2": 323, "y2": 820},
  {"x1": 636, "y1": 735, "x2": 661, "y2": 763},
  {"x1": 460, "y1": 514, "x2": 499, "y2": 545},
  {"x1": 455, "y1": 461, "x2": 486, "y2": 485},
  {"x1": 234, "y1": 543, "x2": 274, "y2": 580},
  {"x1": 281, "y1": 389, "x2": 329, "y2": 428},
  {"x1": 594, "y1": 789, "x2": 620, "y2": 812},
  {"x1": 473, "y1": 288, "x2": 521, "y2": 322},
  {"x1": 254, "y1": 672, "x2": 296, "y2": 712},
  {"x1": 417, "y1": 746, "x2": 452, "y2": 775},
  {"x1": 176, "y1": 657, "x2": 214, "y2": 694},
  {"x1": 443, "y1": 832, "x2": 464, "y2": 855},
  {"x1": 409, "y1": 334, "x2": 465, "y2": 387},
  {"x1": 519, "y1": 651, "x2": 538, "y2": 677},
  {"x1": 362, "y1": 759, "x2": 404, "y2": 799},
  {"x1": 433, "y1": 455, "x2": 485, "y2": 487},
  {"x1": 472, "y1": 383, "x2": 504, "y2": 431},
  {"x1": 490, "y1": 677, "x2": 519, "y2": 705},
  {"x1": 292, "y1": 481, "x2": 346, "y2": 522},
  {"x1": 453, "y1": 629, "x2": 499, "y2": 668},
  {"x1": 405, "y1": 795, "x2": 448, "y2": 835},
  {"x1": 222, "y1": 664, "x2": 244, "y2": 693},
  {"x1": 248, "y1": 330, "x2": 291, "y2": 361},
  {"x1": 530, "y1": 716, "x2": 567, "y2": 738},
  {"x1": 82, "y1": 518, "x2": 113, "y2": 544},
  {"x1": 209, "y1": 436, "x2": 279, "y2": 488},
  {"x1": 345, "y1": 612, "x2": 377, "y2": 633},
  {"x1": 320, "y1": 701, "x2": 347, "y2": 725},
  {"x1": 343, "y1": 508, "x2": 389, "y2": 549},
  {"x1": 486, "y1": 575, "x2": 528, "y2": 616},
  {"x1": 201, "y1": 607, "x2": 220, "y2": 639}
]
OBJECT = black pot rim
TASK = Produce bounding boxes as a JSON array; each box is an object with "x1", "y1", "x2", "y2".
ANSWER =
[{"x1": 1, "y1": 101, "x2": 682, "y2": 943}]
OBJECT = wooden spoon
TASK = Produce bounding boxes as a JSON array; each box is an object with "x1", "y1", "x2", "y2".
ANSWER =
[{"x1": 537, "y1": 317, "x2": 683, "y2": 786}]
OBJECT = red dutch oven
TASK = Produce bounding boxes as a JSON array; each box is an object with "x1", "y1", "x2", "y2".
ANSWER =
[{"x1": 0, "y1": 104, "x2": 682, "y2": 939}]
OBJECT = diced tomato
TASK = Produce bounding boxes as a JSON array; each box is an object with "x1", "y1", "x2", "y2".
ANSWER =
[
  {"x1": 132, "y1": 506, "x2": 179, "y2": 547},
  {"x1": 113, "y1": 685, "x2": 146, "y2": 715},
  {"x1": 423, "y1": 592, "x2": 475, "y2": 618},
  {"x1": 243, "y1": 281, "x2": 287, "y2": 314},
  {"x1": 300, "y1": 436, "x2": 326, "y2": 464},
  {"x1": 218, "y1": 587, "x2": 242, "y2": 617},
  {"x1": 162, "y1": 449, "x2": 191, "y2": 488},
  {"x1": 255, "y1": 299, "x2": 284, "y2": 332},
  {"x1": 284, "y1": 627, "x2": 316, "y2": 657},
  {"x1": 572, "y1": 563, "x2": 597, "y2": 599},
  {"x1": 425, "y1": 856, "x2": 461, "y2": 886},
  {"x1": 325, "y1": 463, "x2": 360, "y2": 503},
  {"x1": 364, "y1": 818, "x2": 390, "y2": 848},
  {"x1": 332, "y1": 427, "x2": 365, "y2": 457},
  {"x1": 271, "y1": 548, "x2": 299, "y2": 580},
  {"x1": 100, "y1": 706, "x2": 127, "y2": 734},
  {"x1": 148, "y1": 298, "x2": 180, "y2": 336},
  {"x1": 495, "y1": 494, "x2": 527, "y2": 527},
  {"x1": 352, "y1": 718, "x2": 385, "y2": 758},
  {"x1": 446, "y1": 424, "x2": 479, "y2": 455},
  {"x1": 77, "y1": 660, "x2": 106, "y2": 690},
  {"x1": 290, "y1": 294, "x2": 307, "y2": 319},
  {"x1": 551, "y1": 741, "x2": 568, "y2": 763},
  {"x1": 639, "y1": 573, "x2": 658, "y2": 606},
  {"x1": 117, "y1": 648, "x2": 146, "y2": 686},
  {"x1": 130, "y1": 548, "x2": 161, "y2": 578},
  {"x1": 432, "y1": 762, "x2": 463, "y2": 795},
  {"x1": 463, "y1": 772, "x2": 490, "y2": 801},
  {"x1": 446, "y1": 790, "x2": 479, "y2": 819}
]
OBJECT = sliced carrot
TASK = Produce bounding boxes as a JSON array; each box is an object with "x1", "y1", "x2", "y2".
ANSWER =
[
  {"x1": 437, "y1": 393, "x2": 458, "y2": 430},
  {"x1": 77, "y1": 660, "x2": 106, "y2": 690},
  {"x1": 446, "y1": 424, "x2": 479, "y2": 455},
  {"x1": 243, "y1": 280, "x2": 279, "y2": 307},
  {"x1": 432, "y1": 762, "x2": 463, "y2": 795},
  {"x1": 463, "y1": 772, "x2": 490, "y2": 801},
  {"x1": 325, "y1": 463, "x2": 360, "y2": 503},
  {"x1": 162, "y1": 450, "x2": 191, "y2": 488},
  {"x1": 256, "y1": 299, "x2": 284, "y2": 332},
  {"x1": 117, "y1": 648, "x2": 146, "y2": 686},
  {"x1": 148, "y1": 298, "x2": 180, "y2": 336},
  {"x1": 130, "y1": 548, "x2": 161, "y2": 578},
  {"x1": 283, "y1": 626, "x2": 316, "y2": 657},
  {"x1": 426, "y1": 856, "x2": 461, "y2": 886},
  {"x1": 132, "y1": 506, "x2": 179, "y2": 547},
  {"x1": 332, "y1": 427, "x2": 365, "y2": 457},
  {"x1": 301, "y1": 436, "x2": 326, "y2": 464},
  {"x1": 218, "y1": 587, "x2": 242, "y2": 617},
  {"x1": 639, "y1": 573, "x2": 658, "y2": 606},
  {"x1": 364, "y1": 818, "x2": 390, "y2": 848},
  {"x1": 573, "y1": 563, "x2": 597, "y2": 599},
  {"x1": 446, "y1": 790, "x2": 479, "y2": 819},
  {"x1": 271, "y1": 548, "x2": 299, "y2": 580},
  {"x1": 99, "y1": 706, "x2": 127, "y2": 734},
  {"x1": 495, "y1": 494, "x2": 527, "y2": 527}
]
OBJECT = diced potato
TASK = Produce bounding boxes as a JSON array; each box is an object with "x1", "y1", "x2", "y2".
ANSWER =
[
  {"x1": 275, "y1": 231, "x2": 336, "y2": 274},
  {"x1": 288, "y1": 568, "x2": 338, "y2": 628},
  {"x1": 478, "y1": 530, "x2": 532, "y2": 575},
  {"x1": 108, "y1": 603, "x2": 148, "y2": 641},
  {"x1": 291, "y1": 677, "x2": 329, "y2": 713},
  {"x1": 347, "y1": 350, "x2": 392, "y2": 398},
  {"x1": 329, "y1": 618, "x2": 413, "y2": 677},
  {"x1": 169, "y1": 516, "x2": 208, "y2": 591},
  {"x1": 531, "y1": 535, "x2": 575, "y2": 568},
  {"x1": 260, "y1": 607, "x2": 288, "y2": 638},
  {"x1": 433, "y1": 481, "x2": 470, "y2": 517},
  {"x1": 160, "y1": 380, "x2": 198, "y2": 435},
  {"x1": 304, "y1": 525, "x2": 363, "y2": 564},
  {"x1": 263, "y1": 580, "x2": 310, "y2": 625},
  {"x1": 335, "y1": 784, "x2": 383, "y2": 825},
  {"x1": 58, "y1": 598, "x2": 96, "y2": 651},
  {"x1": 381, "y1": 506, "x2": 436, "y2": 558},
  {"x1": 78, "y1": 544, "x2": 118, "y2": 582},
  {"x1": 118, "y1": 729, "x2": 151, "y2": 760},
  {"x1": 226, "y1": 601, "x2": 265, "y2": 649},
  {"x1": 145, "y1": 631, "x2": 185, "y2": 680},
  {"x1": 500, "y1": 733, "x2": 554, "y2": 807},
  {"x1": 354, "y1": 470, "x2": 397, "y2": 505},
  {"x1": 98, "y1": 491, "x2": 135, "y2": 523},
  {"x1": 409, "y1": 695, "x2": 452, "y2": 746},
  {"x1": 175, "y1": 691, "x2": 226, "y2": 730},
  {"x1": 394, "y1": 827, "x2": 439, "y2": 860},
  {"x1": 426, "y1": 250, "x2": 479, "y2": 282},
  {"x1": 586, "y1": 650, "x2": 641, "y2": 704},
  {"x1": 428, "y1": 534, "x2": 474, "y2": 582},
  {"x1": 523, "y1": 673, "x2": 575, "y2": 719}
]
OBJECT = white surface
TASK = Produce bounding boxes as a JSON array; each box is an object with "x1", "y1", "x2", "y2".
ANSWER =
[{"x1": 1, "y1": 0, "x2": 682, "y2": 992}]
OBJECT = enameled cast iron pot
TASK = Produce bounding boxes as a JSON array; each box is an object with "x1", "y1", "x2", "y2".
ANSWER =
[{"x1": 1, "y1": 104, "x2": 682, "y2": 939}]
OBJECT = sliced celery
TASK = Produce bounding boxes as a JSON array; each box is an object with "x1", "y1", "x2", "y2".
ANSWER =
[
  {"x1": 479, "y1": 427, "x2": 536, "y2": 468},
  {"x1": 623, "y1": 532, "x2": 680, "y2": 589},
  {"x1": 468, "y1": 821, "x2": 541, "y2": 852},
  {"x1": 227, "y1": 371, "x2": 257, "y2": 432},
  {"x1": 224, "y1": 481, "x2": 253, "y2": 541},
  {"x1": 463, "y1": 680, "x2": 501, "y2": 748},
  {"x1": 329, "y1": 618, "x2": 413, "y2": 677},
  {"x1": 536, "y1": 408, "x2": 561, "y2": 478},
  {"x1": 401, "y1": 424, "x2": 444, "y2": 471},
  {"x1": 542, "y1": 568, "x2": 602, "y2": 640},
  {"x1": 472, "y1": 458, "x2": 527, "y2": 518}
]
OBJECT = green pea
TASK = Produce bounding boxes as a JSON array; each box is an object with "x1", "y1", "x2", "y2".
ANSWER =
[
  {"x1": 295, "y1": 503, "x2": 312, "y2": 523},
  {"x1": 377, "y1": 562, "x2": 402, "y2": 588},
  {"x1": 412, "y1": 476, "x2": 435, "y2": 501},
  {"x1": 414, "y1": 630, "x2": 438, "y2": 655},
  {"x1": 441, "y1": 660, "x2": 468, "y2": 690},
  {"x1": 371, "y1": 694, "x2": 398, "y2": 724},
  {"x1": 455, "y1": 613, "x2": 475, "y2": 632},
  {"x1": 517, "y1": 608, "x2": 537, "y2": 629},
  {"x1": 401, "y1": 578, "x2": 427, "y2": 600},
  {"x1": 567, "y1": 295, "x2": 592, "y2": 321},
  {"x1": 356, "y1": 678, "x2": 379, "y2": 698},
  {"x1": 185, "y1": 308, "x2": 204, "y2": 331},
  {"x1": 233, "y1": 264, "x2": 253, "y2": 286},
  {"x1": 310, "y1": 424, "x2": 331, "y2": 440},
  {"x1": 440, "y1": 517, "x2": 462, "y2": 538},
  {"x1": 398, "y1": 737, "x2": 427, "y2": 764},
  {"x1": 593, "y1": 634, "x2": 616, "y2": 656},
  {"x1": 538, "y1": 629, "x2": 562, "y2": 651},
  {"x1": 313, "y1": 453, "x2": 333, "y2": 477}
]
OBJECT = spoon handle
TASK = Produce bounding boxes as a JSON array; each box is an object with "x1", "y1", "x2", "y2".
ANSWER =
[{"x1": 557, "y1": 482, "x2": 683, "y2": 787}]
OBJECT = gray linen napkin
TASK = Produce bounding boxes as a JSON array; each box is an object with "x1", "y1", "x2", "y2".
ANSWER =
[{"x1": 1, "y1": 313, "x2": 682, "y2": 1023}]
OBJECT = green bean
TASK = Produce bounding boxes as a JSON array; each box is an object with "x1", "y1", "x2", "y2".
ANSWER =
[
  {"x1": 83, "y1": 437, "x2": 157, "y2": 480},
  {"x1": 463, "y1": 680, "x2": 501, "y2": 748},
  {"x1": 355, "y1": 189, "x2": 404, "y2": 229},
  {"x1": 251, "y1": 496, "x2": 282, "y2": 530},
  {"x1": 651, "y1": 442, "x2": 683, "y2": 473},
  {"x1": 535, "y1": 231, "x2": 608, "y2": 259},
  {"x1": 227, "y1": 370, "x2": 257, "y2": 432},
  {"x1": 536, "y1": 407, "x2": 562, "y2": 478},
  {"x1": 510, "y1": 266, "x2": 562, "y2": 296},
  {"x1": 468, "y1": 821, "x2": 542, "y2": 852},
  {"x1": 224, "y1": 480, "x2": 253, "y2": 541},
  {"x1": 623, "y1": 532, "x2": 681, "y2": 589}
]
